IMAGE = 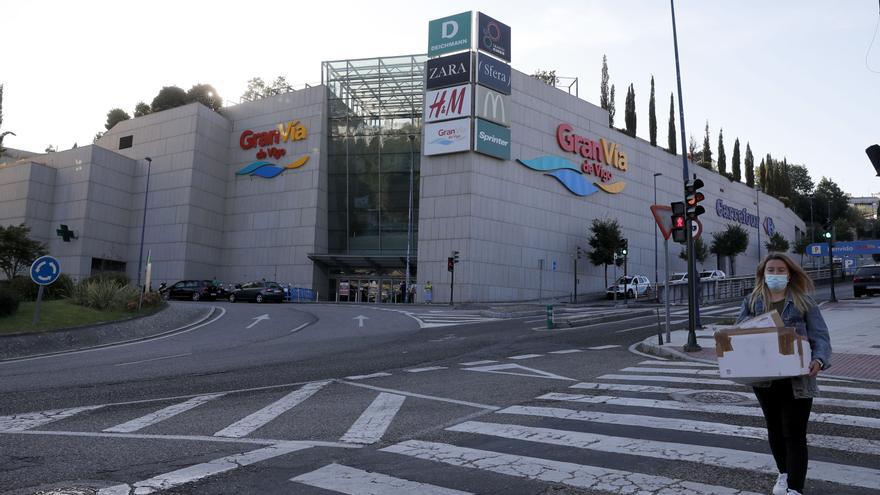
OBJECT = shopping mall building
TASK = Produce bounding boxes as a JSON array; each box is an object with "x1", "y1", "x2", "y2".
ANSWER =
[{"x1": 0, "y1": 12, "x2": 804, "y2": 303}]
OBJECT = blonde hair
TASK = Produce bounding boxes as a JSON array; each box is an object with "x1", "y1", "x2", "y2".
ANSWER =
[{"x1": 748, "y1": 253, "x2": 814, "y2": 315}]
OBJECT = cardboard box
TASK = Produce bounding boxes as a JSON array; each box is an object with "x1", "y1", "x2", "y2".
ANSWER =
[{"x1": 714, "y1": 310, "x2": 810, "y2": 380}]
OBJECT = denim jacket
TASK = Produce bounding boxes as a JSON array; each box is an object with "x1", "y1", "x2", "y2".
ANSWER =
[{"x1": 735, "y1": 293, "x2": 832, "y2": 398}]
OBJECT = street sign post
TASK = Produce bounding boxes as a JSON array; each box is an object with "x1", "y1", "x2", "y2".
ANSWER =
[{"x1": 30, "y1": 255, "x2": 61, "y2": 325}]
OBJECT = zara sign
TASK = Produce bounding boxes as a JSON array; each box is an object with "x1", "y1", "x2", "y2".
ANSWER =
[{"x1": 426, "y1": 52, "x2": 472, "y2": 90}]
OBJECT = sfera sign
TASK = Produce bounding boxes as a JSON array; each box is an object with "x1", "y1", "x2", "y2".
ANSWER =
[
  {"x1": 426, "y1": 52, "x2": 472, "y2": 90},
  {"x1": 424, "y1": 118, "x2": 472, "y2": 156},
  {"x1": 475, "y1": 85, "x2": 509, "y2": 127},
  {"x1": 425, "y1": 84, "x2": 472, "y2": 123},
  {"x1": 474, "y1": 118, "x2": 510, "y2": 160},
  {"x1": 716, "y1": 199, "x2": 760, "y2": 228},
  {"x1": 428, "y1": 11, "x2": 472, "y2": 57},
  {"x1": 477, "y1": 12, "x2": 511, "y2": 62},
  {"x1": 476, "y1": 52, "x2": 511, "y2": 94}
]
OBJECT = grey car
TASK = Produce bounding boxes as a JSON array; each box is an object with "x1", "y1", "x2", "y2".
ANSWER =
[
  {"x1": 853, "y1": 265, "x2": 880, "y2": 298},
  {"x1": 228, "y1": 281, "x2": 285, "y2": 303}
]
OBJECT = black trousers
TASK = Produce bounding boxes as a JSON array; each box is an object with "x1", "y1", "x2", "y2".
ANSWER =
[{"x1": 754, "y1": 379, "x2": 813, "y2": 492}]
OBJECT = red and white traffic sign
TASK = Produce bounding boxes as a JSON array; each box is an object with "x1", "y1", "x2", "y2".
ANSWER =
[
  {"x1": 650, "y1": 204, "x2": 702, "y2": 241},
  {"x1": 691, "y1": 218, "x2": 703, "y2": 240}
]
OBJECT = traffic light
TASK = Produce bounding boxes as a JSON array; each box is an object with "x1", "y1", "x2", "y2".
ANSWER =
[
  {"x1": 822, "y1": 222, "x2": 833, "y2": 240},
  {"x1": 671, "y1": 201, "x2": 686, "y2": 243},
  {"x1": 452, "y1": 250, "x2": 460, "y2": 264},
  {"x1": 684, "y1": 179, "x2": 706, "y2": 220},
  {"x1": 867, "y1": 144, "x2": 880, "y2": 177},
  {"x1": 620, "y1": 239, "x2": 628, "y2": 256},
  {"x1": 447, "y1": 257, "x2": 454, "y2": 272},
  {"x1": 576, "y1": 246, "x2": 585, "y2": 259}
]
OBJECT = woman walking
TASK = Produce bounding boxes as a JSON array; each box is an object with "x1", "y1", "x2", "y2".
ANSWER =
[{"x1": 735, "y1": 253, "x2": 832, "y2": 495}]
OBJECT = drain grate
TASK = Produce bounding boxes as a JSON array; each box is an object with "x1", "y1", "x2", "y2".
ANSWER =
[
  {"x1": 33, "y1": 489, "x2": 96, "y2": 495},
  {"x1": 687, "y1": 391, "x2": 751, "y2": 404}
]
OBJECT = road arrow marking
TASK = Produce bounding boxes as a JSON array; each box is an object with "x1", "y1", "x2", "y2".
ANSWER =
[
  {"x1": 247, "y1": 314, "x2": 270, "y2": 329},
  {"x1": 462, "y1": 363, "x2": 575, "y2": 381},
  {"x1": 354, "y1": 315, "x2": 369, "y2": 327}
]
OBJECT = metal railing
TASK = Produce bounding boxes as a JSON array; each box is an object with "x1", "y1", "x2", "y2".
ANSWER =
[{"x1": 655, "y1": 268, "x2": 837, "y2": 306}]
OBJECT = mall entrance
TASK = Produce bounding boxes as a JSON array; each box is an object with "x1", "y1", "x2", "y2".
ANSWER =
[{"x1": 309, "y1": 254, "x2": 417, "y2": 304}]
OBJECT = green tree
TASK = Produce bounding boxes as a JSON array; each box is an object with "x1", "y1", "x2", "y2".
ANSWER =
[
  {"x1": 600, "y1": 55, "x2": 613, "y2": 126},
  {"x1": 648, "y1": 76, "x2": 657, "y2": 146},
  {"x1": 793, "y1": 235, "x2": 810, "y2": 265},
  {"x1": 788, "y1": 164, "x2": 814, "y2": 196},
  {"x1": 532, "y1": 70, "x2": 558, "y2": 86},
  {"x1": 0, "y1": 84, "x2": 16, "y2": 154},
  {"x1": 687, "y1": 134, "x2": 698, "y2": 163},
  {"x1": 765, "y1": 232, "x2": 790, "y2": 253},
  {"x1": 587, "y1": 218, "x2": 624, "y2": 287},
  {"x1": 624, "y1": 84, "x2": 636, "y2": 137},
  {"x1": 104, "y1": 108, "x2": 131, "y2": 131},
  {"x1": 758, "y1": 158, "x2": 767, "y2": 190},
  {"x1": 813, "y1": 177, "x2": 850, "y2": 225},
  {"x1": 609, "y1": 84, "x2": 616, "y2": 128},
  {"x1": 151, "y1": 86, "x2": 188, "y2": 112},
  {"x1": 699, "y1": 121, "x2": 712, "y2": 170},
  {"x1": 745, "y1": 142, "x2": 755, "y2": 187},
  {"x1": 133, "y1": 102, "x2": 151, "y2": 117},
  {"x1": 717, "y1": 128, "x2": 727, "y2": 177},
  {"x1": 731, "y1": 138, "x2": 742, "y2": 182},
  {"x1": 242, "y1": 77, "x2": 267, "y2": 101},
  {"x1": 186, "y1": 83, "x2": 222, "y2": 111},
  {"x1": 710, "y1": 224, "x2": 749, "y2": 276},
  {"x1": 0, "y1": 224, "x2": 47, "y2": 280},
  {"x1": 667, "y1": 93, "x2": 676, "y2": 154},
  {"x1": 679, "y1": 237, "x2": 708, "y2": 268}
]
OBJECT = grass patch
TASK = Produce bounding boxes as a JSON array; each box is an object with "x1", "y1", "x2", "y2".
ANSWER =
[{"x1": 0, "y1": 299, "x2": 161, "y2": 335}]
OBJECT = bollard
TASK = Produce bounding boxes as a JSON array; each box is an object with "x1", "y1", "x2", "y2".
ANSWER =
[{"x1": 546, "y1": 304, "x2": 555, "y2": 329}]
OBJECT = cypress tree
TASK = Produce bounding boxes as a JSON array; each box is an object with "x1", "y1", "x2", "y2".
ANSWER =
[
  {"x1": 731, "y1": 138, "x2": 742, "y2": 182},
  {"x1": 648, "y1": 76, "x2": 657, "y2": 146},
  {"x1": 700, "y1": 121, "x2": 712, "y2": 169},
  {"x1": 667, "y1": 93, "x2": 676, "y2": 154},
  {"x1": 717, "y1": 128, "x2": 727, "y2": 177},
  {"x1": 758, "y1": 158, "x2": 767, "y2": 190},
  {"x1": 600, "y1": 55, "x2": 611, "y2": 118},
  {"x1": 609, "y1": 84, "x2": 616, "y2": 127},
  {"x1": 624, "y1": 84, "x2": 636, "y2": 137},
  {"x1": 745, "y1": 143, "x2": 755, "y2": 187}
]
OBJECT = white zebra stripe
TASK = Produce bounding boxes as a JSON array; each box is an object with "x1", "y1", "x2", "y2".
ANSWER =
[
  {"x1": 291, "y1": 463, "x2": 473, "y2": 495},
  {"x1": 339, "y1": 393, "x2": 406, "y2": 445},
  {"x1": 214, "y1": 381, "x2": 329, "y2": 438},
  {"x1": 0, "y1": 405, "x2": 103, "y2": 432},
  {"x1": 599, "y1": 373, "x2": 880, "y2": 397},
  {"x1": 104, "y1": 394, "x2": 223, "y2": 433}
]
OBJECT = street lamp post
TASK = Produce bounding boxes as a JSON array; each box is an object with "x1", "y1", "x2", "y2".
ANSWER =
[
  {"x1": 653, "y1": 173, "x2": 662, "y2": 295},
  {"x1": 755, "y1": 187, "x2": 762, "y2": 261},
  {"x1": 406, "y1": 135, "x2": 416, "y2": 303},
  {"x1": 136, "y1": 157, "x2": 153, "y2": 310}
]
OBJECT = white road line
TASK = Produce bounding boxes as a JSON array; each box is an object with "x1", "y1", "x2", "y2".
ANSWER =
[
  {"x1": 637, "y1": 360, "x2": 716, "y2": 367},
  {"x1": 214, "y1": 381, "x2": 330, "y2": 438},
  {"x1": 381, "y1": 440, "x2": 761, "y2": 495},
  {"x1": 508, "y1": 354, "x2": 542, "y2": 360},
  {"x1": 341, "y1": 381, "x2": 499, "y2": 411},
  {"x1": 405, "y1": 366, "x2": 448, "y2": 373},
  {"x1": 114, "y1": 352, "x2": 192, "y2": 367},
  {"x1": 0, "y1": 405, "x2": 104, "y2": 432},
  {"x1": 103, "y1": 394, "x2": 224, "y2": 433},
  {"x1": 499, "y1": 405, "x2": 880, "y2": 456},
  {"x1": 459, "y1": 360, "x2": 497, "y2": 366},
  {"x1": 291, "y1": 463, "x2": 474, "y2": 495},
  {"x1": 622, "y1": 366, "x2": 720, "y2": 375},
  {"x1": 448, "y1": 421, "x2": 880, "y2": 491},
  {"x1": 345, "y1": 372, "x2": 392, "y2": 380},
  {"x1": 463, "y1": 363, "x2": 575, "y2": 381},
  {"x1": 97, "y1": 443, "x2": 311, "y2": 495},
  {"x1": 615, "y1": 319, "x2": 687, "y2": 333},
  {"x1": 539, "y1": 393, "x2": 880, "y2": 429},
  {"x1": 339, "y1": 393, "x2": 406, "y2": 445},
  {"x1": 599, "y1": 373, "x2": 740, "y2": 386},
  {"x1": 539, "y1": 314, "x2": 656, "y2": 332},
  {"x1": 570, "y1": 382, "x2": 880, "y2": 411},
  {"x1": 290, "y1": 322, "x2": 311, "y2": 333},
  {"x1": 587, "y1": 345, "x2": 620, "y2": 350},
  {"x1": 548, "y1": 349, "x2": 583, "y2": 354}
]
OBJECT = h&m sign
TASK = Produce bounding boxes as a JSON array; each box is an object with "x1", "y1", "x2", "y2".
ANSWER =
[{"x1": 425, "y1": 84, "x2": 472, "y2": 123}]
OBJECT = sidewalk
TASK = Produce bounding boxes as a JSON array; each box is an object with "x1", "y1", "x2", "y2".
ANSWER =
[{"x1": 638, "y1": 297, "x2": 880, "y2": 382}]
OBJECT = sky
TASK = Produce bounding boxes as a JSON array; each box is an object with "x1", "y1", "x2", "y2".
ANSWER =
[{"x1": 3, "y1": 0, "x2": 879, "y2": 196}]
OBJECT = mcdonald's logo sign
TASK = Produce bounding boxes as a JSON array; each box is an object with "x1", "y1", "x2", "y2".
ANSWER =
[{"x1": 475, "y1": 85, "x2": 510, "y2": 127}]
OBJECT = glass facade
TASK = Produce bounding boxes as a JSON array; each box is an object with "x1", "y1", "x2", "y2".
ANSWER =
[{"x1": 323, "y1": 55, "x2": 426, "y2": 256}]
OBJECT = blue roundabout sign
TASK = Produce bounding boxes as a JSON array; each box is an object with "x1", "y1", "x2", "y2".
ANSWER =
[{"x1": 30, "y1": 255, "x2": 62, "y2": 286}]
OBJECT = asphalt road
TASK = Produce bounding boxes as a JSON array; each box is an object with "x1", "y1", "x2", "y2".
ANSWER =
[{"x1": 1, "y1": 292, "x2": 877, "y2": 495}]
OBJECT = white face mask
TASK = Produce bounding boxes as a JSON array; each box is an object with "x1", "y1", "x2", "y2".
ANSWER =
[{"x1": 765, "y1": 273, "x2": 789, "y2": 292}]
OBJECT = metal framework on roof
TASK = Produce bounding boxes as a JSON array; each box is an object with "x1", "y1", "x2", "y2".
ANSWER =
[{"x1": 322, "y1": 54, "x2": 427, "y2": 120}]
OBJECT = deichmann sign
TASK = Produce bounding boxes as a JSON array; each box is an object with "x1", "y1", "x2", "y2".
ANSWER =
[
  {"x1": 424, "y1": 118, "x2": 472, "y2": 156},
  {"x1": 425, "y1": 84, "x2": 472, "y2": 123},
  {"x1": 477, "y1": 12, "x2": 511, "y2": 62},
  {"x1": 428, "y1": 11, "x2": 472, "y2": 57},
  {"x1": 426, "y1": 52, "x2": 472, "y2": 90},
  {"x1": 476, "y1": 52, "x2": 511, "y2": 94},
  {"x1": 474, "y1": 118, "x2": 511, "y2": 160},
  {"x1": 715, "y1": 199, "x2": 759, "y2": 228},
  {"x1": 475, "y1": 85, "x2": 509, "y2": 127}
]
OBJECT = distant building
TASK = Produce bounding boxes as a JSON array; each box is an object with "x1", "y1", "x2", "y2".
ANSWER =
[{"x1": 848, "y1": 194, "x2": 880, "y2": 220}]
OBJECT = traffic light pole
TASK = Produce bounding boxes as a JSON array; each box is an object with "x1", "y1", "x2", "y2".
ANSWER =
[
  {"x1": 449, "y1": 266, "x2": 455, "y2": 306},
  {"x1": 827, "y1": 200, "x2": 837, "y2": 303},
  {"x1": 623, "y1": 251, "x2": 629, "y2": 307},
  {"x1": 573, "y1": 254, "x2": 578, "y2": 304}
]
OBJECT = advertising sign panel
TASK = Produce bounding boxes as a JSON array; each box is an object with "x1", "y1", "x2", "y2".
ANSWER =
[
  {"x1": 806, "y1": 240, "x2": 880, "y2": 257},
  {"x1": 424, "y1": 84, "x2": 473, "y2": 123},
  {"x1": 426, "y1": 52, "x2": 473, "y2": 90},
  {"x1": 477, "y1": 12, "x2": 511, "y2": 62},
  {"x1": 424, "y1": 118, "x2": 472, "y2": 156},
  {"x1": 474, "y1": 118, "x2": 511, "y2": 160},
  {"x1": 476, "y1": 52, "x2": 511, "y2": 94},
  {"x1": 428, "y1": 11, "x2": 472, "y2": 57},
  {"x1": 475, "y1": 85, "x2": 510, "y2": 127}
]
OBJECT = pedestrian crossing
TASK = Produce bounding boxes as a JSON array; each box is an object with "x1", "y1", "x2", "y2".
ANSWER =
[
  {"x1": 403, "y1": 310, "x2": 500, "y2": 328},
  {"x1": 3, "y1": 357, "x2": 879, "y2": 494}
]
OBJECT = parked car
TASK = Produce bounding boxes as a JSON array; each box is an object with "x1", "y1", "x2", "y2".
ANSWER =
[
  {"x1": 669, "y1": 272, "x2": 688, "y2": 285},
  {"x1": 606, "y1": 275, "x2": 652, "y2": 299},
  {"x1": 166, "y1": 280, "x2": 221, "y2": 301},
  {"x1": 228, "y1": 281, "x2": 285, "y2": 303},
  {"x1": 699, "y1": 270, "x2": 727, "y2": 281},
  {"x1": 853, "y1": 264, "x2": 880, "y2": 298}
]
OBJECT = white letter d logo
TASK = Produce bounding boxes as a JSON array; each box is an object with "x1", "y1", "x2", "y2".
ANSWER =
[{"x1": 441, "y1": 21, "x2": 458, "y2": 39}]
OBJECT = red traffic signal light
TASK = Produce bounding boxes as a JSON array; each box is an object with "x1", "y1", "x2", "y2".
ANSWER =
[
  {"x1": 673, "y1": 215, "x2": 685, "y2": 229},
  {"x1": 685, "y1": 179, "x2": 706, "y2": 220},
  {"x1": 670, "y1": 201, "x2": 686, "y2": 243},
  {"x1": 447, "y1": 257, "x2": 454, "y2": 272}
]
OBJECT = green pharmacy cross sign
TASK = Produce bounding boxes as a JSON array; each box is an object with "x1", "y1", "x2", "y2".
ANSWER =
[{"x1": 56, "y1": 224, "x2": 77, "y2": 242}]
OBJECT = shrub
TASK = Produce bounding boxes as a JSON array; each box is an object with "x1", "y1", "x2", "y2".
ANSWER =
[
  {"x1": 69, "y1": 278, "x2": 164, "y2": 312},
  {"x1": 0, "y1": 289, "x2": 19, "y2": 317},
  {"x1": 6, "y1": 274, "x2": 75, "y2": 301},
  {"x1": 83, "y1": 271, "x2": 130, "y2": 286}
]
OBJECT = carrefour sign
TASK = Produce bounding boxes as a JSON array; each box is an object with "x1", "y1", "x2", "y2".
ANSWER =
[{"x1": 716, "y1": 199, "x2": 759, "y2": 228}]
